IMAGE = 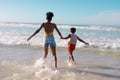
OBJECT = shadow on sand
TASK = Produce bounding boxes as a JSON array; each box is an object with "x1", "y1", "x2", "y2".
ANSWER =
[{"x1": 64, "y1": 65, "x2": 120, "y2": 79}]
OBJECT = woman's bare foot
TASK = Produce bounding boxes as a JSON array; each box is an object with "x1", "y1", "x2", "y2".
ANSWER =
[{"x1": 73, "y1": 61, "x2": 76, "y2": 65}]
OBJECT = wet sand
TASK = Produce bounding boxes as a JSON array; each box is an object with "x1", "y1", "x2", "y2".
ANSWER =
[{"x1": 0, "y1": 45, "x2": 120, "y2": 80}]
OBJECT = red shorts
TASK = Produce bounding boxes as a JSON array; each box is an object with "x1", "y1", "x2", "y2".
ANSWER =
[{"x1": 67, "y1": 44, "x2": 76, "y2": 51}]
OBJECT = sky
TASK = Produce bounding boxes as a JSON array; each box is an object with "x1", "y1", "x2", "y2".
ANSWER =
[{"x1": 0, "y1": 0, "x2": 120, "y2": 25}]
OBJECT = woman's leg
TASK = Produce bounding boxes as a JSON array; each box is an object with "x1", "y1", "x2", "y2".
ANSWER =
[
  {"x1": 50, "y1": 46, "x2": 57, "y2": 69},
  {"x1": 43, "y1": 47, "x2": 48, "y2": 59}
]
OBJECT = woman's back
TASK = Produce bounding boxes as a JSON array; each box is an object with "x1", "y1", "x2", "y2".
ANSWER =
[{"x1": 43, "y1": 23, "x2": 55, "y2": 35}]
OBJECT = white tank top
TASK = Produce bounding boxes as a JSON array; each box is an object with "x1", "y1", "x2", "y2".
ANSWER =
[{"x1": 68, "y1": 34, "x2": 77, "y2": 44}]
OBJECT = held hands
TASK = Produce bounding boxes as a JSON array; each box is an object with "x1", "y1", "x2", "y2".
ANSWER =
[
  {"x1": 85, "y1": 42, "x2": 89, "y2": 45},
  {"x1": 60, "y1": 36, "x2": 63, "y2": 39},
  {"x1": 27, "y1": 37, "x2": 31, "y2": 41}
]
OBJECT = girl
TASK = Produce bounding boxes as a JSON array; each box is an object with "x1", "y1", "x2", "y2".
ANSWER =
[{"x1": 62, "y1": 27, "x2": 89, "y2": 64}]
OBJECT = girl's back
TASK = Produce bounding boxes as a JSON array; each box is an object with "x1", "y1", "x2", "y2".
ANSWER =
[{"x1": 69, "y1": 34, "x2": 77, "y2": 44}]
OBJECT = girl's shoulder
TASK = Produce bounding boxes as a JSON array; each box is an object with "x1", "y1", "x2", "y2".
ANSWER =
[
  {"x1": 70, "y1": 33, "x2": 77, "y2": 36},
  {"x1": 70, "y1": 33, "x2": 78, "y2": 38}
]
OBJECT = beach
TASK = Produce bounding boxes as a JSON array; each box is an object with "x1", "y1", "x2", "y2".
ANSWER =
[
  {"x1": 0, "y1": 45, "x2": 120, "y2": 80},
  {"x1": 0, "y1": 22, "x2": 120, "y2": 80}
]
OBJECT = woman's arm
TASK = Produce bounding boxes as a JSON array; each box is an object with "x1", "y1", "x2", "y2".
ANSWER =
[
  {"x1": 27, "y1": 23, "x2": 44, "y2": 41},
  {"x1": 54, "y1": 24, "x2": 63, "y2": 38}
]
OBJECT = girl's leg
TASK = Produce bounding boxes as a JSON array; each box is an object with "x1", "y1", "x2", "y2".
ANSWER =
[
  {"x1": 50, "y1": 46, "x2": 57, "y2": 69},
  {"x1": 68, "y1": 51, "x2": 76, "y2": 64},
  {"x1": 69, "y1": 56, "x2": 71, "y2": 62}
]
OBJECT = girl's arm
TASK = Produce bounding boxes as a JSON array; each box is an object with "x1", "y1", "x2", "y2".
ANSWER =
[
  {"x1": 27, "y1": 23, "x2": 44, "y2": 41},
  {"x1": 77, "y1": 36, "x2": 89, "y2": 45},
  {"x1": 62, "y1": 34, "x2": 71, "y2": 39}
]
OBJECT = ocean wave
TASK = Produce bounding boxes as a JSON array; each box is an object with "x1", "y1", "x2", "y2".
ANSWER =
[
  {"x1": 58, "y1": 25, "x2": 120, "y2": 31},
  {"x1": 0, "y1": 22, "x2": 39, "y2": 27},
  {"x1": 0, "y1": 22, "x2": 120, "y2": 49},
  {"x1": 0, "y1": 22, "x2": 120, "y2": 31},
  {"x1": 0, "y1": 31, "x2": 120, "y2": 49}
]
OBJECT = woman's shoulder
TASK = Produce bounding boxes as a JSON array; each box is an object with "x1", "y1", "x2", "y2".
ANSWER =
[
  {"x1": 41, "y1": 22, "x2": 45, "y2": 26},
  {"x1": 51, "y1": 23, "x2": 57, "y2": 28},
  {"x1": 43, "y1": 22, "x2": 56, "y2": 25},
  {"x1": 51, "y1": 23, "x2": 56, "y2": 25}
]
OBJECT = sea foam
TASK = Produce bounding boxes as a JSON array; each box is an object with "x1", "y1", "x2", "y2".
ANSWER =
[{"x1": 0, "y1": 22, "x2": 120, "y2": 49}]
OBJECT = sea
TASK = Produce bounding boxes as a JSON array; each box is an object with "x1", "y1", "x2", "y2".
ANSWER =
[{"x1": 0, "y1": 22, "x2": 120, "y2": 80}]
